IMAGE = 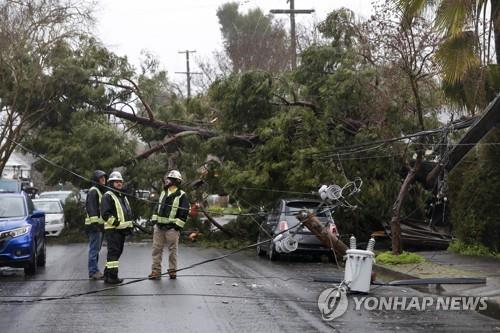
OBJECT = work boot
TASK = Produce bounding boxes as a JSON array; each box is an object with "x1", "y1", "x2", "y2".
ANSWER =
[
  {"x1": 168, "y1": 269, "x2": 176, "y2": 279},
  {"x1": 104, "y1": 269, "x2": 123, "y2": 284},
  {"x1": 148, "y1": 271, "x2": 161, "y2": 280},
  {"x1": 105, "y1": 276, "x2": 124, "y2": 284},
  {"x1": 89, "y1": 271, "x2": 104, "y2": 280}
]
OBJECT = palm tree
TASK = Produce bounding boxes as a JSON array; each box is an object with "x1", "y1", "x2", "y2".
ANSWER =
[{"x1": 397, "y1": 0, "x2": 500, "y2": 111}]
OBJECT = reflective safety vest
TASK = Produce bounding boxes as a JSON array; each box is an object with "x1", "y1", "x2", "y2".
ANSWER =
[
  {"x1": 104, "y1": 191, "x2": 133, "y2": 230},
  {"x1": 85, "y1": 186, "x2": 104, "y2": 225},
  {"x1": 152, "y1": 190, "x2": 186, "y2": 229}
]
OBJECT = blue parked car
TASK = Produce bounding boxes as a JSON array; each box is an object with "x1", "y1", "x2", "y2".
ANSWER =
[{"x1": 0, "y1": 192, "x2": 46, "y2": 275}]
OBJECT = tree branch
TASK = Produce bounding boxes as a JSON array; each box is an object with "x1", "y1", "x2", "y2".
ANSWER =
[
  {"x1": 101, "y1": 107, "x2": 258, "y2": 147},
  {"x1": 271, "y1": 93, "x2": 318, "y2": 111},
  {"x1": 94, "y1": 79, "x2": 156, "y2": 121},
  {"x1": 133, "y1": 131, "x2": 200, "y2": 161}
]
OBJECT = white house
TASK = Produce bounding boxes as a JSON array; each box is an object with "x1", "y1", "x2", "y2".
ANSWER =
[{"x1": 2, "y1": 151, "x2": 36, "y2": 180}]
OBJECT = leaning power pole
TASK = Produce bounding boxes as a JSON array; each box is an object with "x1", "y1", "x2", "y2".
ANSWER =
[
  {"x1": 175, "y1": 50, "x2": 201, "y2": 100},
  {"x1": 270, "y1": 0, "x2": 314, "y2": 69}
]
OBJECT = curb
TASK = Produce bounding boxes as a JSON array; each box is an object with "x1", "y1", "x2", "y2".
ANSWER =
[
  {"x1": 373, "y1": 264, "x2": 500, "y2": 321},
  {"x1": 373, "y1": 264, "x2": 446, "y2": 294},
  {"x1": 373, "y1": 264, "x2": 418, "y2": 281}
]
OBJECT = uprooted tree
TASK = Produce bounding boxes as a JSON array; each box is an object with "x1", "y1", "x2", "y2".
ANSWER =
[
  {"x1": 3, "y1": 3, "x2": 436, "y2": 236},
  {"x1": 3, "y1": 1, "x2": 498, "y2": 252}
]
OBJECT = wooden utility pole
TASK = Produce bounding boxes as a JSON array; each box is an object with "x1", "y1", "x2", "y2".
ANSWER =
[
  {"x1": 175, "y1": 50, "x2": 201, "y2": 100},
  {"x1": 270, "y1": 0, "x2": 314, "y2": 69},
  {"x1": 296, "y1": 211, "x2": 348, "y2": 258}
]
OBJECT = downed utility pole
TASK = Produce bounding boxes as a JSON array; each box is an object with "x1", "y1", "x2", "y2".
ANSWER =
[
  {"x1": 426, "y1": 94, "x2": 500, "y2": 186},
  {"x1": 387, "y1": 94, "x2": 500, "y2": 253},
  {"x1": 296, "y1": 210, "x2": 348, "y2": 258}
]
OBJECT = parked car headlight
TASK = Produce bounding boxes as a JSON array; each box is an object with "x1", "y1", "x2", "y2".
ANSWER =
[{"x1": 0, "y1": 226, "x2": 31, "y2": 239}]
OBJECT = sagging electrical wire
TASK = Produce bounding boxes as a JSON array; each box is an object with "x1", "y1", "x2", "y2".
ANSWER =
[
  {"x1": 317, "y1": 177, "x2": 363, "y2": 211},
  {"x1": 0, "y1": 219, "x2": 309, "y2": 304},
  {"x1": 3, "y1": 136, "x2": 266, "y2": 218},
  {"x1": 239, "y1": 187, "x2": 316, "y2": 196},
  {"x1": 308, "y1": 117, "x2": 478, "y2": 157},
  {"x1": 317, "y1": 143, "x2": 389, "y2": 161},
  {"x1": 314, "y1": 152, "x2": 406, "y2": 161},
  {"x1": 286, "y1": 178, "x2": 364, "y2": 269},
  {"x1": 233, "y1": 194, "x2": 273, "y2": 238}
]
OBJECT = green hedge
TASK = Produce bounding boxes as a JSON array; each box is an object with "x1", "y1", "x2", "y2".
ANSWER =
[
  {"x1": 376, "y1": 251, "x2": 425, "y2": 265},
  {"x1": 448, "y1": 129, "x2": 500, "y2": 253}
]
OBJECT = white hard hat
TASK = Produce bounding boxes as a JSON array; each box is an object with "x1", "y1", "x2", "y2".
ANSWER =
[
  {"x1": 108, "y1": 171, "x2": 124, "y2": 182},
  {"x1": 166, "y1": 170, "x2": 183, "y2": 182}
]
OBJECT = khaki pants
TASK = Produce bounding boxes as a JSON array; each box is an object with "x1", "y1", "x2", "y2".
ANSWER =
[{"x1": 151, "y1": 226, "x2": 180, "y2": 273}]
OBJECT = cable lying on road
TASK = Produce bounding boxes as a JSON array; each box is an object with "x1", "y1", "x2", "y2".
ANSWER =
[
  {"x1": 0, "y1": 222, "x2": 308, "y2": 304},
  {"x1": 0, "y1": 274, "x2": 314, "y2": 284},
  {"x1": 0, "y1": 292, "x2": 318, "y2": 304}
]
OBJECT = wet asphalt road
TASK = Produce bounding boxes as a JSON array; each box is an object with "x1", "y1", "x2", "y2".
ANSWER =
[{"x1": 0, "y1": 242, "x2": 499, "y2": 333}]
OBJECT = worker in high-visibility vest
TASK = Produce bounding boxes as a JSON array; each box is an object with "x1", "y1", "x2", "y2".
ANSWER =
[
  {"x1": 85, "y1": 170, "x2": 107, "y2": 280},
  {"x1": 100, "y1": 171, "x2": 133, "y2": 284},
  {"x1": 148, "y1": 170, "x2": 189, "y2": 280}
]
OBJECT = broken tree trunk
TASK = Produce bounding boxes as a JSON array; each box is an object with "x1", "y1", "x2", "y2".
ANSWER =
[
  {"x1": 296, "y1": 211, "x2": 348, "y2": 258},
  {"x1": 390, "y1": 150, "x2": 423, "y2": 255}
]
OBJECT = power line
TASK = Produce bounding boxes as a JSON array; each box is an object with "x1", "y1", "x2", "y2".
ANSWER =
[
  {"x1": 3, "y1": 136, "x2": 265, "y2": 217},
  {"x1": 314, "y1": 153, "x2": 404, "y2": 161},
  {"x1": 308, "y1": 117, "x2": 478, "y2": 157},
  {"x1": 311, "y1": 139, "x2": 500, "y2": 161},
  {"x1": 0, "y1": 273, "x2": 312, "y2": 284},
  {"x1": 239, "y1": 186, "x2": 316, "y2": 195},
  {"x1": 0, "y1": 292, "x2": 318, "y2": 304},
  {"x1": 0, "y1": 221, "x2": 307, "y2": 304}
]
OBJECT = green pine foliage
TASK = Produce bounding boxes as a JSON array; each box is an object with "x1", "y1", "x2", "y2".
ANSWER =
[
  {"x1": 3, "y1": 1, "x2": 499, "y2": 252},
  {"x1": 25, "y1": 112, "x2": 136, "y2": 187}
]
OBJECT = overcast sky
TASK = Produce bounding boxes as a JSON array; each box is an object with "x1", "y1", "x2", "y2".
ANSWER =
[{"x1": 95, "y1": 1, "x2": 374, "y2": 89}]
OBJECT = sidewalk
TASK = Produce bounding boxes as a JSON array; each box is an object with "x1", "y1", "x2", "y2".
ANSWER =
[{"x1": 374, "y1": 251, "x2": 500, "y2": 320}]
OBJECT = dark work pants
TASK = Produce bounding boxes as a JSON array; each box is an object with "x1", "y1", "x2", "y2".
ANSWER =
[{"x1": 105, "y1": 229, "x2": 127, "y2": 277}]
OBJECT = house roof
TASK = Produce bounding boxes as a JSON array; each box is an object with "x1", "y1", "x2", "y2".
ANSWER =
[{"x1": 4, "y1": 151, "x2": 36, "y2": 169}]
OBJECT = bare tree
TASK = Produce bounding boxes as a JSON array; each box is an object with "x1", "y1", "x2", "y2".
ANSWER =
[
  {"x1": 362, "y1": 1, "x2": 442, "y2": 254},
  {"x1": 192, "y1": 51, "x2": 232, "y2": 92},
  {"x1": 0, "y1": 0, "x2": 93, "y2": 173}
]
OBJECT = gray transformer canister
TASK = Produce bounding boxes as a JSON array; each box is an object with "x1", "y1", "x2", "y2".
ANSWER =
[{"x1": 344, "y1": 249, "x2": 375, "y2": 293}]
